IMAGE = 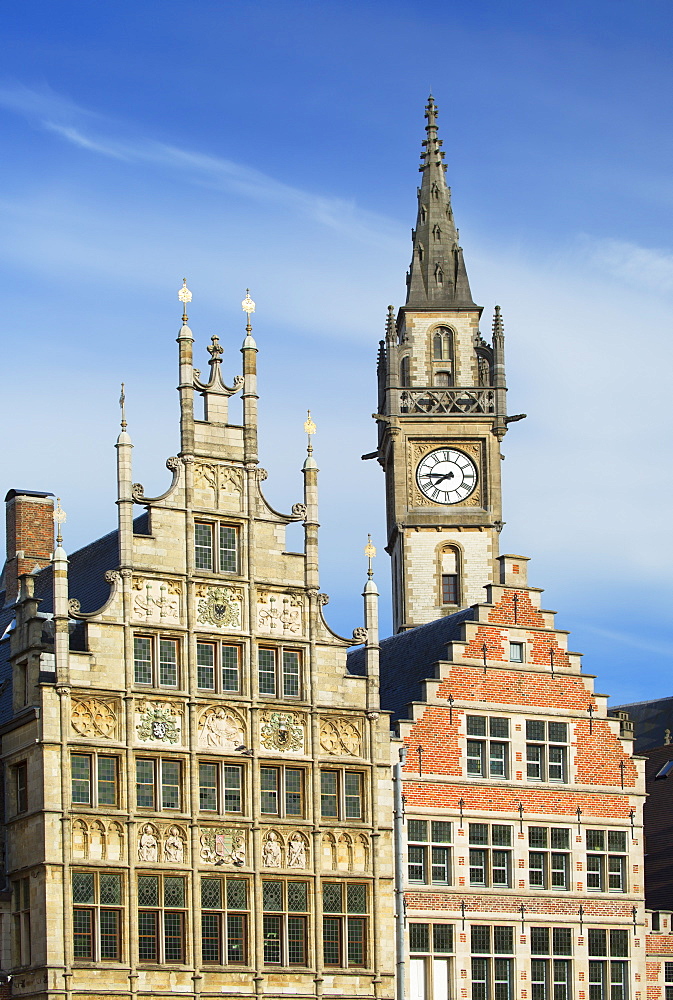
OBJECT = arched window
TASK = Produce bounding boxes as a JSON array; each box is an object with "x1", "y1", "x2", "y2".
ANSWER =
[
  {"x1": 432, "y1": 327, "x2": 453, "y2": 363},
  {"x1": 434, "y1": 371, "x2": 452, "y2": 388},
  {"x1": 440, "y1": 545, "x2": 461, "y2": 606},
  {"x1": 435, "y1": 264, "x2": 444, "y2": 286},
  {"x1": 400, "y1": 356, "x2": 410, "y2": 387}
]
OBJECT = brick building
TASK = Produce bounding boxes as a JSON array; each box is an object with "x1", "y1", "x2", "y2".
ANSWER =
[{"x1": 350, "y1": 97, "x2": 649, "y2": 1000}]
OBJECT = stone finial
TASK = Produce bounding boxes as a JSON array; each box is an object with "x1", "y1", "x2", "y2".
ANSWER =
[
  {"x1": 492, "y1": 304, "x2": 504, "y2": 340},
  {"x1": 54, "y1": 498, "x2": 67, "y2": 548}
]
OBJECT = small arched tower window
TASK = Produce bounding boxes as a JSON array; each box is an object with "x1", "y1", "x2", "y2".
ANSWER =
[
  {"x1": 400, "y1": 355, "x2": 410, "y2": 387},
  {"x1": 433, "y1": 224, "x2": 442, "y2": 241},
  {"x1": 420, "y1": 206, "x2": 427, "y2": 223},
  {"x1": 432, "y1": 327, "x2": 454, "y2": 364},
  {"x1": 417, "y1": 243, "x2": 424, "y2": 263},
  {"x1": 440, "y1": 545, "x2": 461, "y2": 606},
  {"x1": 434, "y1": 264, "x2": 444, "y2": 286}
]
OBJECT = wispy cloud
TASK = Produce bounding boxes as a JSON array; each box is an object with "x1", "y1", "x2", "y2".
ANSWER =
[
  {"x1": 0, "y1": 82, "x2": 403, "y2": 249},
  {"x1": 581, "y1": 625, "x2": 673, "y2": 660},
  {"x1": 581, "y1": 235, "x2": 673, "y2": 295}
]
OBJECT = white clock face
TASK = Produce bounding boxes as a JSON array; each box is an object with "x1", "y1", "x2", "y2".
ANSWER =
[{"x1": 416, "y1": 447, "x2": 478, "y2": 504}]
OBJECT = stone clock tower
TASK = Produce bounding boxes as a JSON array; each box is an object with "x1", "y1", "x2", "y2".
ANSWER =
[{"x1": 372, "y1": 97, "x2": 519, "y2": 632}]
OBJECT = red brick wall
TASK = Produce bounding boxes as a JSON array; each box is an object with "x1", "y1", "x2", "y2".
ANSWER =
[{"x1": 3, "y1": 492, "x2": 53, "y2": 602}]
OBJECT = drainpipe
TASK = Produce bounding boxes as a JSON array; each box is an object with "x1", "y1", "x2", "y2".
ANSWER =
[{"x1": 394, "y1": 745, "x2": 407, "y2": 1000}]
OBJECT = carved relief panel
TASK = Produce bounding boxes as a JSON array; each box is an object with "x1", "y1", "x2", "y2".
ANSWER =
[
  {"x1": 71, "y1": 697, "x2": 120, "y2": 740},
  {"x1": 199, "y1": 827, "x2": 247, "y2": 867},
  {"x1": 132, "y1": 577, "x2": 182, "y2": 624},
  {"x1": 197, "y1": 706, "x2": 246, "y2": 751},
  {"x1": 320, "y1": 717, "x2": 362, "y2": 757},
  {"x1": 196, "y1": 585, "x2": 243, "y2": 630},
  {"x1": 136, "y1": 822, "x2": 188, "y2": 864},
  {"x1": 261, "y1": 829, "x2": 309, "y2": 870},
  {"x1": 257, "y1": 592, "x2": 303, "y2": 636},
  {"x1": 72, "y1": 818, "x2": 125, "y2": 861},
  {"x1": 260, "y1": 711, "x2": 306, "y2": 754},
  {"x1": 194, "y1": 462, "x2": 244, "y2": 511},
  {"x1": 135, "y1": 701, "x2": 182, "y2": 744},
  {"x1": 407, "y1": 439, "x2": 484, "y2": 508}
]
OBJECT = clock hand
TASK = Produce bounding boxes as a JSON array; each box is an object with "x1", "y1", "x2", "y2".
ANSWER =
[{"x1": 421, "y1": 471, "x2": 455, "y2": 483}]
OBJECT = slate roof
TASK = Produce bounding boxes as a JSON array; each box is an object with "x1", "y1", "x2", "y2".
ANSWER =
[
  {"x1": 347, "y1": 607, "x2": 474, "y2": 721},
  {"x1": 612, "y1": 696, "x2": 673, "y2": 754},
  {"x1": 0, "y1": 512, "x2": 150, "y2": 725},
  {"x1": 641, "y1": 744, "x2": 673, "y2": 911}
]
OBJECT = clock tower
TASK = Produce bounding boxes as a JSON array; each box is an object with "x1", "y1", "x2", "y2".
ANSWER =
[{"x1": 373, "y1": 96, "x2": 518, "y2": 632}]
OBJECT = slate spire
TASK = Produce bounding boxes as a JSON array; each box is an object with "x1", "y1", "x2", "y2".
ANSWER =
[{"x1": 406, "y1": 95, "x2": 477, "y2": 309}]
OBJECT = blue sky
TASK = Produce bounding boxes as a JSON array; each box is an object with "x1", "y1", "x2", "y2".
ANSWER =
[{"x1": 2, "y1": 0, "x2": 672, "y2": 705}]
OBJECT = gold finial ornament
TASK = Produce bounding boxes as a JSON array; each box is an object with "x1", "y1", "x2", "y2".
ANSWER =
[
  {"x1": 178, "y1": 278, "x2": 192, "y2": 304},
  {"x1": 119, "y1": 382, "x2": 127, "y2": 430},
  {"x1": 54, "y1": 498, "x2": 67, "y2": 546},
  {"x1": 304, "y1": 410, "x2": 317, "y2": 437},
  {"x1": 241, "y1": 290, "x2": 255, "y2": 314},
  {"x1": 365, "y1": 534, "x2": 376, "y2": 578}
]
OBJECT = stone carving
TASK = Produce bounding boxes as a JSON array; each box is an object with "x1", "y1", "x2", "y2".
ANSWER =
[
  {"x1": 352, "y1": 627, "x2": 367, "y2": 644},
  {"x1": 136, "y1": 702, "x2": 181, "y2": 744},
  {"x1": 287, "y1": 832, "x2": 308, "y2": 869},
  {"x1": 257, "y1": 592, "x2": 302, "y2": 635},
  {"x1": 260, "y1": 712, "x2": 304, "y2": 753},
  {"x1": 322, "y1": 832, "x2": 337, "y2": 870},
  {"x1": 71, "y1": 698, "x2": 118, "y2": 739},
  {"x1": 132, "y1": 578, "x2": 181, "y2": 622},
  {"x1": 318, "y1": 593, "x2": 330, "y2": 606},
  {"x1": 138, "y1": 824, "x2": 159, "y2": 862},
  {"x1": 338, "y1": 833, "x2": 353, "y2": 871},
  {"x1": 199, "y1": 828, "x2": 246, "y2": 866},
  {"x1": 291, "y1": 503, "x2": 307, "y2": 519},
  {"x1": 320, "y1": 718, "x2": 362, "y2": 757},
  {"x1": 198, "y1": 707, "x2": 245, "y2": 750},
  {"x1": 196, "y1": 586, "x2": 243, "y2": 629},
  {"x1": 262, "y1": 831, "x2": 282, "y2": 868},
  {"x1": 164, "y1": 826, "x2": 185, "y2": 863},
  {"x1": 194, "y1": 463, "x2": 244, "y2": 507}
]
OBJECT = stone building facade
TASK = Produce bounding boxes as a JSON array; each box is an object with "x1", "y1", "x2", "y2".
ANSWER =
[{"x1": 0, "y1": 289, "x2": 395, "y2": 1000}]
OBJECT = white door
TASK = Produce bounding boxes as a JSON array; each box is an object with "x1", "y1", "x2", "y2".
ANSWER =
[
  {"x1": 432, "y1": 958, "x2": 450, "y2": 1000},
  {"x1": 410, "y1": 957, "x2": 427, "y2": 1000}
]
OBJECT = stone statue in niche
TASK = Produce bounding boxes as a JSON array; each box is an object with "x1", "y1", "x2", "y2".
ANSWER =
[
  {"x1": 287, "y1": 833, "x2": 307, "y2": 869},
  {"x1": 164, "y1": 827, "x2": 185, "y2": 864},
  {"x1": 138, "y1": 825, "x2": 158, "y2": 862},
  {"x1": 262, "y1": 831, "x2": 282, "y2": 868}
]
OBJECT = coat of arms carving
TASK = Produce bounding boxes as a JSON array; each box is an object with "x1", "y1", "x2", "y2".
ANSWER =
[
  {"x1": 260, "y1": 712, "x2": 304, "y2": 753},
  {"x1": 136, "y1": 702, "x2": 181, "y2": 744},
  {"x1": 199, "y1": 828, "x2": 246, "y2": 866},
  {"x1": 257, "y1": 592, "x2": 302, "y2": 635},
  {"x1": 197, "y1": 586, "x2": 242, "y2": 629}
]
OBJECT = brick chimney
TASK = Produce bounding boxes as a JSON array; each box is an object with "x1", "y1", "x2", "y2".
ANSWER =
[{"x1": 2, "y1": 490, "x2": 55, "y2": 605}]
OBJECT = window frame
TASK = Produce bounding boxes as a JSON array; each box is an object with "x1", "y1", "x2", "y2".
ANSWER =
[
  {"x1": 466, "y1": 716, "x2": 510, "y2": 780},
  {"x1": 528, "y1": 827, "x2": 571, "y2": 891},
  {"x1": 470, "y1": 925, "x2": 515, "y2": 1000},
  {"x1": 194, "y1": 520, "x2": 240, "y2": 575},
  {"x1": 525, "y1": 720, "x2": 569, "y2": 784},
  {"x1": 71, "y1": 752, "x2": 119, "y2": 808},
  {"x1": 196, "y1": 640, "x2": 242, "y2": 694},
  {"x1": 135, "y1": 756, "x2": 183, "y2": 812},
  {"x1": 320, "y1": 768, "x2": 365, "y2": 822},
  {"x1": 14, "y1": 760, "x2": 28, "y2": 814},
  {"x1": 198, "y1": 760, "x2": 244, "y2": 815},
  {"x1": 468, "y1": 824, "x2": 513, "y2": 889},
  {"x1": 12, "y1": 876, "x2": 31, "y2": 968},
  {"x1": 257, "y1": 645, "x2": 302, "y2": 699},
  {"x1": 72, "y1": 870, "x2": 124, "y2": 963},
  {"x1": 260, "y1": 765, "x2": 305, "y2": 818},
  {"x1": 261, "y1": 879, "x2": 310, "y2": 967},
  {"x1": 322, "y1": 881, "x2": 368, "y2": 969},
  {"x1": 200, "y1": 876, "x2": 249, "y2": 966},
  {"x1": 137, "y1": 873, "x2": 187, "y2": 965},
  {"x1": 586, "y1": 830, "x2": 628, "y2": 893},
  {"x1": 133, "y1": 633, "x2": 180, "y2": 688},
  {"x1": 407, "y1": 820, "x2": 452, "y2": 885},
  {"x1": 409, "y1": 922, "x2": 454, "y2": 999}
]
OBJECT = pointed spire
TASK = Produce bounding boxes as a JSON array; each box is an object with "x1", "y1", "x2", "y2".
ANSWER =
[{"x1": 405, "y1": 96, "x2": 477, "y2": 310}]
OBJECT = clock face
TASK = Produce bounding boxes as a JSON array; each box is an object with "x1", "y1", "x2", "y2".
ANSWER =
[{"x1": 416, "y1": 447, "x2": 478, "y2": 504}]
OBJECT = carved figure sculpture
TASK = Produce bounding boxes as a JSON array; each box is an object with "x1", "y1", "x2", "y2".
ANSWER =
[
  {"x1": 287, "y1": 833, "x2": 307, "y2": 869},
  {"x1": 262, "y1": 831, "x2": 282, "y2": 868},
  {"x1": 164, "y1": 827, "x2": 184, "y2": 863},
  {"x1": 138, "y1": 825, "x2": 158, "y2": 862}
]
